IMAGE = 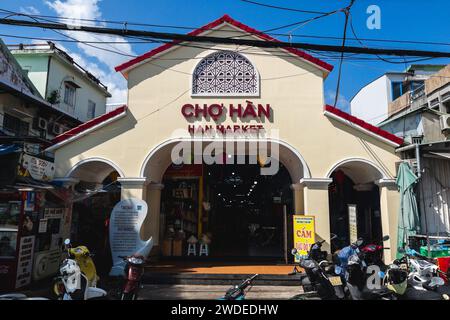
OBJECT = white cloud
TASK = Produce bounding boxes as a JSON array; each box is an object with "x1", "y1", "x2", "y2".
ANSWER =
[
  {"x1": 19, "y1": 6, "x2": 41, "y2": 15},
  {"x1": 325, "y1": 90, "x2": 350, "y2": 112},
  {"x1": 45, "y1": 0, "x2": 135, "y2": 104}
]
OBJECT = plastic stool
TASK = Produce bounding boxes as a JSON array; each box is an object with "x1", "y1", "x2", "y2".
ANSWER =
[
  {"x1": 199, "y1": 243, "x2": 209, "y2": 256},
  {"x1": 187, "y1": 243, "x2": 196, "y2": 256}
]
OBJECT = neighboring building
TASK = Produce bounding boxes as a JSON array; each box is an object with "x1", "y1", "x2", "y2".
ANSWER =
[
  {"x1": 48, "y1": 15, "x2": 403, "y2": 264},
  {"x1": 379, "y1": 64, "x2": 450, "y2": 145},
  {"x1": 350, "y1": 65, "x2": 446, "y2": 125},
  {"x1": 352, "y1": 63, "x2": 450, "y2": 240},
  {"x1": 0, "y1": 39, "x2": 81, "y2": 154},
  {"x1": 0, "y1": 38, "x2": 72, "y2": 290},
  {"x1": 9, "y1": 42, "x2": 111, "y2": 123}
]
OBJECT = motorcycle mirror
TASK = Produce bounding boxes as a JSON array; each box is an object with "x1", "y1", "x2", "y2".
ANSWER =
[
  {"x1": 64, "y1": 239, "x2": 71, "y2": 246},
  {"x1": 382, "y1": 235, "x2": 390, "y2": 242},
  {"x1": 355, "y1": 238, "x2": 364, "y2": 247},
  {"x1": 291, "y1": 248, "x2": 298, "y2": 255}
]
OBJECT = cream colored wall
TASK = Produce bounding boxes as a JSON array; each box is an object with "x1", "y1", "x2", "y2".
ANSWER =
[
  {"x1": 52, "y1": 25, "x2": 401, "y2": 253},
  {"x1": 54, "y1": 25, "x2": 399, "y2": 182}
]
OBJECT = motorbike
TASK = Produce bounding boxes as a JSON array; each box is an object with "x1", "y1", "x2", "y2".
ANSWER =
[
  {"x1": 220, "y1": 274, "x2": 258, "y2": 300},
  {"x1": 389, "y1": 248, "x2": 450, "y2": 300},
  {"x1": 290, "y1": 234, "x2": 346, "y2": 300},
  {"x1": 334, "y1": 235, "x2": 396, "y2": 300},
  {"x1": 53, "y1": 239, "x2": 108, "y2": 300},
  {"x1": 344, "y1": 251, "x2": 395, "y2": 300},
  {"x1": 119, "y1": 254, "x2": 146, "y2": 300}
]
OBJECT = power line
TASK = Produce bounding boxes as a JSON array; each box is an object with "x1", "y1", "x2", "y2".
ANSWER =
[
  {"x1": 334, "y1": 0, "x2": 354, "y2": 107},
  {"x1": 239, "y1": 0, "x2": 329, "y2": 14},
  {"x1": 2, "y1": 9, "x2": 450, "y2": 48},
  {"x1": 1, "y1": 18, "x2": 450, "y2": 60},
  {"x1": 0, "y1": 10, "x2": 137, "y2": 59}
]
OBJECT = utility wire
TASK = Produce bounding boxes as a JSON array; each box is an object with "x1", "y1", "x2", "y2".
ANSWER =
[
  {"x1": 239, "y1": 0, "x2": 329, "y2": 14},
  {"x1": 2, "y1": 8, "x2": 450, "y2": 48},
  {"x1": 333, "y1": 0, "x2": 354, "y2": 107},
  {"x1": 0, "y1": 10, "x2": 137, "y2": 58},
  {"x1": 1, "y1": 17, "x2": 450, "y2": 59}
]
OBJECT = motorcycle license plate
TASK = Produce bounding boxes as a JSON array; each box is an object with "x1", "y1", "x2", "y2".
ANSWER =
[{"x1": 329, "y1": 276, "x2": 342, "y2": 286}]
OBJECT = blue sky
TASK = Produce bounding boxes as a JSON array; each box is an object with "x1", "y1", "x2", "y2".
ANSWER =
[{"x1": 1, "y1": 0, "x2": 449, "y2": 112}]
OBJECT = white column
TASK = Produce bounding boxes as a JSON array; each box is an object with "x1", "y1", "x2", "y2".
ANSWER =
[
  {"x1": 117, "y1": 177, "x2": 148, "y2": 200},
  {"x1": 290, "y1": 183, "x2": 305, "y2": 214},
  {"x1": 145, "y1": 183, "x2": 164, "y2": 247},
  {"x1": 300, "y1": 178, "x2": 333, "y2": 252},
  {"x1": 376, "y1": 178, "x2": 399, "y2": 263}
]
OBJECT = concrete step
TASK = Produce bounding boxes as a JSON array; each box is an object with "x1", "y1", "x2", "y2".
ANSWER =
[{"x1": 142, "y1": 272, "x2": 305, "y2": 286}]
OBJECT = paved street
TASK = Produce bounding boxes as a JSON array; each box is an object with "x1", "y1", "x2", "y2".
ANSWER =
[{"x1": 137, "y1": 284, "x2": 303, "y2": 300}]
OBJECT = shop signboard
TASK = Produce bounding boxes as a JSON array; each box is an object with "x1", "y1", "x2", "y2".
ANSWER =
[
  {"x1": 292, "y1": 215, "x2": 315, "y2": 262},
  {"x1": 109, "y1": 198, "x2": 153, "y2": 276},
  {"x1": 17, "y1": 153, "x2": 55, "y2": 182},
  {"x1": 348, "y1": 205, "x2": 358, "y2": 244},
  {"x1": 15, "y1": 235, "x2": 35, "y2": 288}
]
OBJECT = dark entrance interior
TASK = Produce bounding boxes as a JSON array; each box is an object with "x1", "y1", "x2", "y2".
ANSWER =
[
  {"x1": 160, "y1": 156, "x2": 293, "y2": 260},
  {"x1": 71, "y1": 173, "x2": 121, "y2": 276},
  {"x1": 328, "y1": 170, "x2": 382, "y2": 251},
  {"x1": 206, "y1": 158, "x2": 293, "y2": 258}
]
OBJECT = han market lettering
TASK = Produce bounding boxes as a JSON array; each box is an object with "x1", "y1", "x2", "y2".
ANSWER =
[{"x1": 181, "y1": 101, "x2": 272, "y2": 135}]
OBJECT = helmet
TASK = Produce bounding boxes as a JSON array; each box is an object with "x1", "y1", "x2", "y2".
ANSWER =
[{"x1": 386, "y1": 267, "x2": 408, "y2": 295}]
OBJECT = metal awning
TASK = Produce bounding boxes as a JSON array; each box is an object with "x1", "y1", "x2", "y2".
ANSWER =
[{"x1": 424, "y1": 152, "x2": 450, "y2": 160}]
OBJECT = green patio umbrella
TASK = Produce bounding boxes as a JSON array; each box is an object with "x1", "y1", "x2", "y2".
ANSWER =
[{"x1": 396, "y1": 162, "x2": 421, "y2": 258}]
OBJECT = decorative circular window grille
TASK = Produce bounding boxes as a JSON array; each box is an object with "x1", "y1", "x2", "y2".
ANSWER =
[{"x1": 192, "y1": 51, "x2": 259, "y2": 96}]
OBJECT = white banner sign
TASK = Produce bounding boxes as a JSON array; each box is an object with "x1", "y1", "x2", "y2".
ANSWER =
[
  {"x1": 348, "y1": 204, "x2": 358, "y2": 244},
  {"x1": 109, "y1": 198, "x2": 153, "y2": 276},
  {"x1": 15, "y1": 236, "x2": 35, "y2": 289}
]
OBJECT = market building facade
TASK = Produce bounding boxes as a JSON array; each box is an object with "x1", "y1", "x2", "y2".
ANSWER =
[{"x1": 48, "y1": 15, "x2": 404, "y2": 264}]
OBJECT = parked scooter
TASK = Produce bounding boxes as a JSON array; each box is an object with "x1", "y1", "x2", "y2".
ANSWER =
[
  {"x1": 290, "y1": 234, "x2": 346, "y2": 300},
  {"x1": 334, "y1": 236, "x2": 390, "y2": 279},
  {"x1": 220, "y1": 274, "x2": 258, "y2": 300},
  {"x1": 344, "y1": 251, "x2": 395, "y2": 300},
  {"x1": 119, "y1": 254, "x2": 146, "y2": 300},
  {"x1": 53, "y1": 239, "x2": 108, "y2": 300},
  {"x1": 334, "y1": 235, "x2": 395, "y2": 300},
  {"x1": 390, "y1": 248, "x2": 450, "y2": 299}
]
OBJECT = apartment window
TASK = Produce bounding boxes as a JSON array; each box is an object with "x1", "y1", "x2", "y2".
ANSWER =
[
  {"x1": 444, "y1": 100, "x2": 450, "y2": 114},
  {"x1": 87, "y1": 100, "x2": 96, "y2": 119},
  {"x1": 391, "y1": 82, "x2": 403, "y2": 100},
  {"x1": 3, "y1": 114, "x2": 29, "y2": 136},
  {"x1": 63, "y1": 83, "x2": 76, "y2": 107}
]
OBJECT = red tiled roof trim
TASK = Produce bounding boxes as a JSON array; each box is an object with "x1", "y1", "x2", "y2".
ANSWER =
[
  {"x1": 115, "y1": 14, "x2": 334, "y2": 73},
  {"x1": 52, "y1": 105, "x2": 127, "y2": 144},
  {"x1": 324, "y1": 105, "x2": 404, "y2": 146}
]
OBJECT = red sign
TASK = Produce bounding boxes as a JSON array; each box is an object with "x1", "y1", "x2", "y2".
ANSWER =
[{"x1": 181, "y1": 102, "x2": 272, "y2": 121}]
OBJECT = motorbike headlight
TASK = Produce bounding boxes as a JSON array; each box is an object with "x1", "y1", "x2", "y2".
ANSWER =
[
  {"x1": 128, "y1": 257, "x2": 144, "y2": 265},
  {"x1": 300, "y1": 259, "x2": 317, "y2": 269}
]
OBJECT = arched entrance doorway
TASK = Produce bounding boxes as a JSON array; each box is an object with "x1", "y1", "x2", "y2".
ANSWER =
[
  {"x1": 65, "y1": 158, "x2": 123, "y2": 275},
  {"x1": 327, "y1": 159, "x2": 387, "y2": 251},
  {"x1": 141, "y1": 139, "x2": 308, "y2": 261}
]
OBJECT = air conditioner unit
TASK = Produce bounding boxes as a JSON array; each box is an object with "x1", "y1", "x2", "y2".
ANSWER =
[
  {"x1": 52, "y1": 123, "x2": 65, "y2": 135},
  {"x1": 439, "y1": 114, "x2": 450, "y2": 131},
  {"x1": 32, "y1": 117, "x2": 48, "y2": 130},
  {"x1": 396, "y1": 159, "x2": 418, "y2": 175}
]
